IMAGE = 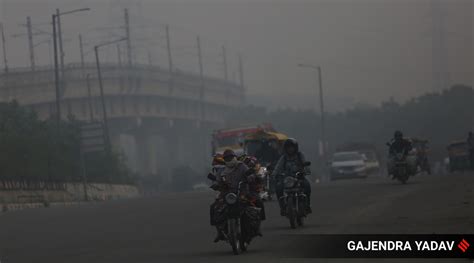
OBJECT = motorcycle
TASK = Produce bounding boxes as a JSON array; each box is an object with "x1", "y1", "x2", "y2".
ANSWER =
[
  {"x1": 281, "y1": 162, "x2": 311, "y2": 229},
  {"x1": 208, "y1": 174, "x2": 261, "y2": 255},
  {"x1": 392, "y1": 152, "x2": 410, "y2": 184}
]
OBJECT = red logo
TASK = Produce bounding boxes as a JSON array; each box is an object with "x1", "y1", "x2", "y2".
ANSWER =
[{"x1": 458, "y1": 239, "x2": 470, "y2": 252}]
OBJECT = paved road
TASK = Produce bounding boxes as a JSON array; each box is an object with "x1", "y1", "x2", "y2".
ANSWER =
[{"x1": 0, "y1": 173, "x2": 473, "y2": 263}]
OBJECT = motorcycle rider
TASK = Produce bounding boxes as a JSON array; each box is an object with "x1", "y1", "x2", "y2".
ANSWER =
[
  {"x1": 209, "y1": 149, "x2": 255, "y2": 243},
  {"x1": 272, "y1": 138, "x2": 312, "y2": 216},
  {"x1": 387, "y1": 130, "x2": 413, "y2": 178},
  {"x1": 256, "y1": 140, "x2": 280, "y2": 166}
]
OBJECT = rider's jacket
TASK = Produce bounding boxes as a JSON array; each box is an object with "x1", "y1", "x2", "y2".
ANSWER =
[
  {"x1": 216, "y1": 162, "x2": 249, "y2": 192},
  {"x1": 389, "y1": 138, "x2": 413, "y2": 156},
  {"x1": 271, "y1": 152, "x2": 310, "y2": 179}
]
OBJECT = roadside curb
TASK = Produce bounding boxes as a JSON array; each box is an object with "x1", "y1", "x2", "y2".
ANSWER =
[{"x1": 1, "y1": 201, "x2": 86, "y2": 213}]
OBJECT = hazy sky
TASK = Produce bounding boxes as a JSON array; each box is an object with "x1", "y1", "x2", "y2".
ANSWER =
[{"x1": 0, "y1": 0, "x2": 472, "y2": 111}]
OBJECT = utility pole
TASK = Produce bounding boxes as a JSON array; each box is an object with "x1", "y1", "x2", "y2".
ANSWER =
[
  {"x1": 237, "y1": 53, "x2": 245, "y2": 104},
  {"x1": 196, "y1": 36, "x2": 205, "y2": 121},
  {"x1": 298, "y1": 64, "x2": 327, "y2": 181},
  {"x1": 56, "y1": 9, "x2": 65, "y2": 81},
  {"x1": 165, "y1": 24, "x2": 174, "y2": 93},
  {"x1": 94, "y1": 37, "x2": 127, "y2": 153},
  {"x1": 0, "y1": 22, "x2": 8, "y2": 73},
  {"x1": 79, "y1": 34, "x2": 85, "y2": 75},
  {"x1": 222, "y1": 45, "x2": 228, "y2": 81},
  {"x1": 124, "y1": 8, "x2": 132, "y2": 67},
  {"x1": 116, "y1": 43, "x2": 123, "y2": 91},
  {"x1": 196, "y1": 36, "x2": 204, "y2": 98},
  {"x1": 52, "y1": 14, "x2": 61, "y2": 131},
  {"x1": 86, "y1": 74, "x2": 94, "y2": 122},
  {"x1": 26, "y1": 16, "x2": 35, "y2": 71},
  {"x1": 94, "y1": 45, "x2": 111, "y2": 152},
  {"x1": 165, "y1": 24, "x2": 173, "y2": 74}
]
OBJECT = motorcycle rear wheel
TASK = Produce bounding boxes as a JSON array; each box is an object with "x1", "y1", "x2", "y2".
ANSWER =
[
  {"x1": 297, "y1": 216, "x2": 304, "y2": 226},
  {"x1": 287, "y1": 196, "x2": 296, "y2": 229},
  {"x1": 228, "y1": 219, "x2": 241, "y2": 255}
]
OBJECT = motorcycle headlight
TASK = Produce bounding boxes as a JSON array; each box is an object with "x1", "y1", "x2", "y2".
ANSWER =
[
  {"x1": 224, "y1": 193, "x2": 238, "y2": 204},
  {"x1": 283, "y1": 176, "x2": 297, "y2": 188}
]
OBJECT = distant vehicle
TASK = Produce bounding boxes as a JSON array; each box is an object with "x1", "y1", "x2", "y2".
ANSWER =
[
  {"x1": 408, "y1": 137, "x2": 431, "y2": 175},
  {"x1": 336, "y1": 142, "x2": 380, "y2": 175},
  {"x1": 281, "y1": 161, "x2": 312, "y2": 229},
  {"x1": 391, "y1": 151, "x2": 410, "y2": 184},
  {"x1": 447, "y1": 141, "x2": 470, "y2": 172},
  {"x1": 329, "y1": 151, "x2": 368, "y2": 180},
  {"x1": 211, "y1": 123, "x2": 274, "y2": 156}
]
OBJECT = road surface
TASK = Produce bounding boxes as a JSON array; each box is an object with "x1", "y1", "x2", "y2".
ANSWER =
[{"x1": 0, "y1": 173, "x2": 473, "y2": 263}]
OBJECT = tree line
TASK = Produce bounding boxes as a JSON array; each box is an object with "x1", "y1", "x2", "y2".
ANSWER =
[
  {"x1": 0, "y1": 101, "x2": 133, "y2": 190},
  {"x1": 228, "y1": 84, "x2": 474, "y2": 167}
]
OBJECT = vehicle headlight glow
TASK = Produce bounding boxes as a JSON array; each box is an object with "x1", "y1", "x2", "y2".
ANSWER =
[
  {"x1": 224, "y1": 193, "x2": 238, "y2": 204},
  {"x1": 283, "y1": 176, "x2": 297, "y2": 188}
]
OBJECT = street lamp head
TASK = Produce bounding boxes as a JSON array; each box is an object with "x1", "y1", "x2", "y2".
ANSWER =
[
  {"x1": 96, "y1": 37, "x2": 128, "y2": 49},
  {"x1": 58, "y1": 8, "x2": 91, "y2": 16}
]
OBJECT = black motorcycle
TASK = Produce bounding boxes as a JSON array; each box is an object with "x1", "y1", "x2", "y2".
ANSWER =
[
  {"x1": 391, "y1": 152, "x2": 409, "y2": 184},
  {"x1": 281, "y1": 162, "x2": 311, "y2": 229},
  {"x1": 209, "y1": 175, "x2": 261, "y2": 255}
]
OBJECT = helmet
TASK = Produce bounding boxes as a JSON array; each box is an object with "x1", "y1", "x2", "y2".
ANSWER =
[
  {"x1": 212, "y1": 154, "x2": 225, "y2": 166},
  {"x1": 284, "y1": 138, "x2": 299, "y2": 153},
  {"x1": 394, "y1": 130, "x2": 403, "y2": 139},
  {"x1": 223, "y1": 149, "x2": 236, "y2": 161}
]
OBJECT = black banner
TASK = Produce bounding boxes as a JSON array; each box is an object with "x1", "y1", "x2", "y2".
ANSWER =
[{"x1": 276, "y1": 234, "x2": 474, "y2": 258}]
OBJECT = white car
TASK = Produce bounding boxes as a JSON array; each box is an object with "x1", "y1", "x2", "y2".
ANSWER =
[{"x1": 330, "y1": 151, "x2": 368, "y2": 180}]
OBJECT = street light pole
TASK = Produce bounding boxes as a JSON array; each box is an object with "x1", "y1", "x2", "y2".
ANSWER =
[
  {"x1": 316, "y1": 66, "x2": 326, "y2": 163},
  {"x1": 50, "y1": 7, "x2": 90, "y2": 133},
  {"x1": 55, "y1": 7, "x2": 90, "y2": 97},
  {"x1": 94, "y1": 45, "x2": 110, "y2": 152},
  {"x1": 298, "y1": 64, "x2": 327, "y2": 180},
  {"x1": 56, "y1": 9, "x2": 64, "y2": 83},
  {"x1": 86, "y1": 74, "x2": 94, "y2": 122},
  {"x1": 52, "y1": 14, "x2": 61, "y2": 132},
  {"x1": 0, "y1": 22, "x2": 9, "y2": 74},
  {"x1": 94, "y1": 37, "x2": 127, "y2": 153}
]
